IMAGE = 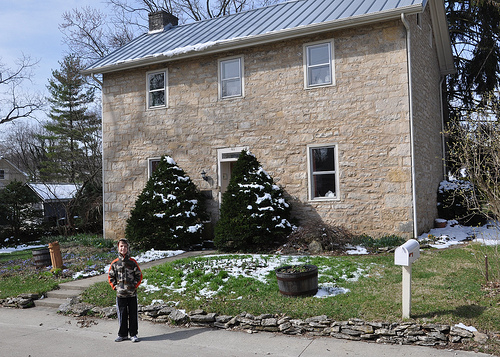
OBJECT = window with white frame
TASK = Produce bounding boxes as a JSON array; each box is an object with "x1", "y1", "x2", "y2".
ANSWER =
[
  {"x1": 219, "y1": 57, "x2": 243, "y2": 99},
  {"x1": 147, "y1": 70, "x2": 167, "y2": 109},
  {"x1": 304, "y1": 40, "x2": 334, "y2": 88},
  {"x1": 148, "y1": 158, "x2": 161, "y2": 178},
  {"x1": 308, "y1": 144, "x2": 338, "y2": 200}
]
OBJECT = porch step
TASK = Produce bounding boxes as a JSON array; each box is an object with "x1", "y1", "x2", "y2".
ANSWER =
[
  {"x1": 35, "y1": 297, "x2": 68, "y2": 309},
  {"x1": 46, "y1": 289, "x2": 83, "y2": 300}
]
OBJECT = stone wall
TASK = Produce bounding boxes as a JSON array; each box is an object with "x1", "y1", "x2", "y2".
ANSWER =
[{"x1": 101, "y1": 14, "x2": 444, "y2": 240}]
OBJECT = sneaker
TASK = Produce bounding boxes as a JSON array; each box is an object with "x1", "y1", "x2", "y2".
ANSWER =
[
  {"x1": 130, "y1": 336, "x2": 140, "y2": 343},
  {"x1": 115, "y1": 336, "x2": 125, "y2": 342}
]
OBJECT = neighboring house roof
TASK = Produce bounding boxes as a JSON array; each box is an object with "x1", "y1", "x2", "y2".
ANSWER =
[
  {"x1": 83, "y1": 0, "x2": 454, "y2": 76},
  {"x1": 28, "y1": 183, "x2": 80, "y2": 202},
  {"x1": 0, "y1": 156, "x2": 28, "y2": 178}
]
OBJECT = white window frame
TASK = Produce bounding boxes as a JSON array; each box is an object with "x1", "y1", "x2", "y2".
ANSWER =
[
  {"x1": 218, "y1": 56, "x2": 244, "y2": 99},
  {"x1": 146, "y1": 69, "x2": 168, "y2": 109},
  {"x1": 148, "y1": 157, "x2": 162, "y2": 178},
  {"x1": 307, "y1": 143, "x2": 340, "y2": 201},
  {"x1": 303, "y1": 40, "x2": 335, "y2": 89}
]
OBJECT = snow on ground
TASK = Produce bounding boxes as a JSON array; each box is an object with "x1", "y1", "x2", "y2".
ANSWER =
[
  {"x1": 344, "y1": 220, "x2": 500, "y2": 254},
  {"x1": 417, "y1": 220, "x2": 500, "y2": 248},
  {"x1": 0, "y1": 244, "x2": 46, "y2": 254},
  {"x1": 72, "y1": 249, "x2": 186, "y2": 279},
  {"x1": 3, "y1": 220, "x2": 500, "y2": 302}
]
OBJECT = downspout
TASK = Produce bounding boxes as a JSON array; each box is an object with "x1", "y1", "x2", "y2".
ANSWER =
[
  {"x1": 401, "y1": 13, "x2": 418, "y2": 238},
  {"x1": 91, "y1": 72, "x2": 106, "y2": 238},
  {"x1": 439, "y1": 76, "x2": 446, "y2": 178}
]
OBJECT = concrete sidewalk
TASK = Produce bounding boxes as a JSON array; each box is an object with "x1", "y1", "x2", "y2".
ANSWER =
[{"x1": 0, "y1": 307, "x2": 493, "y2": 357}]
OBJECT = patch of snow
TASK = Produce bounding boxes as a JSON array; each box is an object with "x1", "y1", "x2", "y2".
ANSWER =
[
  {"x1": 0, "y1": 244, "x2": 46, "y2": 254},
  {"x1": 346, "y1": 246, "x2": 369, "y2": 255},
  {"x1": 418, "y1": 220, "x2": 500, "y2": 249},
  {"x1": 454, "y1": 323, "x2": 477, "y2": 332}
]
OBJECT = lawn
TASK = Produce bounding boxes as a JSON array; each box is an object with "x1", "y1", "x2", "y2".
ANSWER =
[
  {"x1": 81, "y1": 244, "x2": 500, "y2": 335},
  {"x1": 2, "y1": 236, "x2": 500, "y2": 354}
]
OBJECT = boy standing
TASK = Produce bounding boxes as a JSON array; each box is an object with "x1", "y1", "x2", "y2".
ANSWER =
[{"x1": 108, "y1": 238, "x2": 142, "y2": 342}]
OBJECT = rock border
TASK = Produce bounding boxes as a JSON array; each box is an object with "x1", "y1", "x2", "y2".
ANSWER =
[{"x1": 1, "y1": 296, "x2": 489, "y2": 347}]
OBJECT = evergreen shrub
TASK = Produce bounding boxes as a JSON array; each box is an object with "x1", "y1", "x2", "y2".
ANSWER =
[
  {"x1": 125, "y1": 156, "x2": 206, "y2": 250},
  {"x1": 214, "y1": 150, "x2": 294, "y2": 252}
]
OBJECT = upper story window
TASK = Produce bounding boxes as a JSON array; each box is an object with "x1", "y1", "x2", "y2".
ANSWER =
[
  {"x1": 219, "y1": 56, "x2": 244, "y2": 99},
  {"x1": 0, "y1": 170, "x2": 4, "y2": 180},
  {"x1": 147, "y1": 70, "x2": 167, "y2": 109},
  {"x1": 304, "y1": 40, "x2": 335, "y2": 89},
  {"x1": 308, "y1": 144, "x2": 339, "y2": 200}
]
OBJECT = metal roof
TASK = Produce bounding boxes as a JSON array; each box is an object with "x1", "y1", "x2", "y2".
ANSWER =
[
  {"x1": 28, "y1": 183, "x2": 80, "y2": 201},
  {"x1": 84, "y1": 0, "x2": 453, "y2": 75}
]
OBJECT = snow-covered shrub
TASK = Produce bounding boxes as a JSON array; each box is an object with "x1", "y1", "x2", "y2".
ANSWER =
[
  {"x1": 125, "y1": 156, "x2": 206, "y2": 250},
  {"x1": 437, "y1": 179, "x2": 486, "y2": 226},
  {"x1": 214, "y1": 150, "x2": 294, "y2": 252}
]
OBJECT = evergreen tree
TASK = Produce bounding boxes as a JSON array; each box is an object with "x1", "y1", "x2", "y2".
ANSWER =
[
  {"x1": 446, "y1": 0, "x2": 500, "y2": 117},
  {"x1": 125, "y1": 156, "x2": 206, "y2": 250},
  {"x1": 214, "y1": 150, "x2": 293, "y2": 252},
  {"x1": 0, "y1": 181, "x2": 42, "y2": 245},
  {"x1": 43, "y1": 54, "x2": 101, "y2": 183},
  {"x1": 42, "y1": 54, "x2": 102, "y2": 233}
]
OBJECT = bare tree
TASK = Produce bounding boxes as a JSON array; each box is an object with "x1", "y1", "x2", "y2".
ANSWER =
[
  {"x1": 110, "y1": 0, "x2": 281, "y2": 22},
  {"x1": 59, "y1": 6, "x2": 139, "y2": 65},
  {"x1": 59, "y1": 0, "x2": 282, "y2": 66},
  {"x1": 447, "y1": 99, "x2": 500, "y2": 222},
  {"x1": 0, "y1": 54, "x2": 44, "y2": 125},
  {"x1": 2, "y1": 122, "x2": 53, "y2": 181}
]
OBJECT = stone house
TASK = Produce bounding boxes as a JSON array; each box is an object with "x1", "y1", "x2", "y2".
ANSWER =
[
  {"x1": 83, "y1": 0, "x2": 455, "y2": 241},
  {"x1": 0, "y1": 156, "x2": 28, "y2": 188}
]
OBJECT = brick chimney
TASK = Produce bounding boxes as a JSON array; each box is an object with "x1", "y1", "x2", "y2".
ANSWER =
[{"x1": 149, "y1": 11, "x2": 178, "y2": 32}]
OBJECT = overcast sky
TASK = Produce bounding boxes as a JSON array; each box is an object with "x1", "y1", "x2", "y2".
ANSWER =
[{"x1": 0, "y1": 0, "x2": 109, "y2": 136}]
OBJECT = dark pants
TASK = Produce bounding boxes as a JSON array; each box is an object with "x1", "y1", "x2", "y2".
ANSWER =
[{"x1": 116, "y1": 296, "x2": 138, "y2": 338}]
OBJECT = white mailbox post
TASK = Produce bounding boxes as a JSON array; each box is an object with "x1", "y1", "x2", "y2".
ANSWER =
[{"x1": 394, "y1": 239, "x2": 420, "y2": 319}]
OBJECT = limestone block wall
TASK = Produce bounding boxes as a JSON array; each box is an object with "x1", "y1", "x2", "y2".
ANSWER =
[{"x1": 101, "y1": 17, "x2": 442, "y2": 241}]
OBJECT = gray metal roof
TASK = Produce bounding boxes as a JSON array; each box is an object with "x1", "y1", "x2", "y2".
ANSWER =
[{"x1": 84, "y1": 0, "x2": 450, "y2": 74}]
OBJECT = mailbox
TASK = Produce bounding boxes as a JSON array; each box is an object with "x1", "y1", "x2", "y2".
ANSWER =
[{"x1": 394, "y1": 239, "x2": 420, "y2": 266}]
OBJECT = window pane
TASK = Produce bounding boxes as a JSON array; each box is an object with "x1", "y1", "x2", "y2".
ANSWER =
[
  {"x1": 312, "y1": 174, "x2": 336, "y2": 198},
  {"x1": 308, "y1": 66, "x2": 331, "y2": 86},
  {"x1": 149, "y1": 73, "x2": 165, "y2": 90},
  {"x1": 150, "y1": 160, "x2": 160, "y2": 174},
  {"x1": 149, "y1": 91, "x2": 165, "y2": 107},
  {"x1": 222, "y1": 78, "x2": 241, "y2": 97},
  {"x1": 221, "y1": 59, "x2": 240, "y2": 79},
  {"x1": 308, "y1": 44, "x2": 330, "y2": 66},
  {"x1": 312, "y1": 147, "x2": 335, "y2": 172}
]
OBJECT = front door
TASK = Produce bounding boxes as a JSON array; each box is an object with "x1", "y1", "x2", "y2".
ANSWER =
[{"x1": 217, "y1": 147, "x2": 247, "y2": 202}]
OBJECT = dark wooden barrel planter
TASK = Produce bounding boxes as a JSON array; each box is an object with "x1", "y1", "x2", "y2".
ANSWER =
[
  {"x1": 33, "y1": 248, "x2": 51, "y2": 269},
  {"x1": 276, "y1": 264, "x2": 318, "y2": 297}
]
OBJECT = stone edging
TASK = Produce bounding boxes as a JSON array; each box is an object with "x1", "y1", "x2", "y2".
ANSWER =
[
  {"x1": 0, "y1": 296, "x2": 489, "y2": 347},
  {"x1": 137, "y1": 305, "x2": 487, "y2": 347}
]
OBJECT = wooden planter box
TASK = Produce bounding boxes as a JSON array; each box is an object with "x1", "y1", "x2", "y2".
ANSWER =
[{"x1": 276, "y1": 264, "x2": 318, "y2": 297}]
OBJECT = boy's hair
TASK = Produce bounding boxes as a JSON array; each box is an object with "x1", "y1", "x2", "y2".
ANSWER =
[{"x1": 118, "y1": 238, "x2": 129, "y2": 247}]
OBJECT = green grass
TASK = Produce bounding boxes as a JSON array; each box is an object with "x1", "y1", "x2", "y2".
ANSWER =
[
  {"x1": 0, "y1": 272, "x2": 66, "y2": 298},
  {"x1": 80, "y1": 245, "x2": 500, "y2": 336},
  {"x1": 3, "y1": 237, "x2": 500, "y2": 353},
  {"x1": 0, "y1": 235, "x2": 116, "y2": 299}
]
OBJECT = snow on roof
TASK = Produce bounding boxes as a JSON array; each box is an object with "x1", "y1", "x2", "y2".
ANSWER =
[
  {"x1": 84, "y1": 0, "x2": 448, "y2": 75},
  {"x1": 28, "y1": 183, "x2": 80, "y2": 201}
]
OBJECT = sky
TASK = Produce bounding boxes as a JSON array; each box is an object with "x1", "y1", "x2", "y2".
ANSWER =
[{"x1": 0, "y1": 0, "x2": 110, "y2": 137}]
